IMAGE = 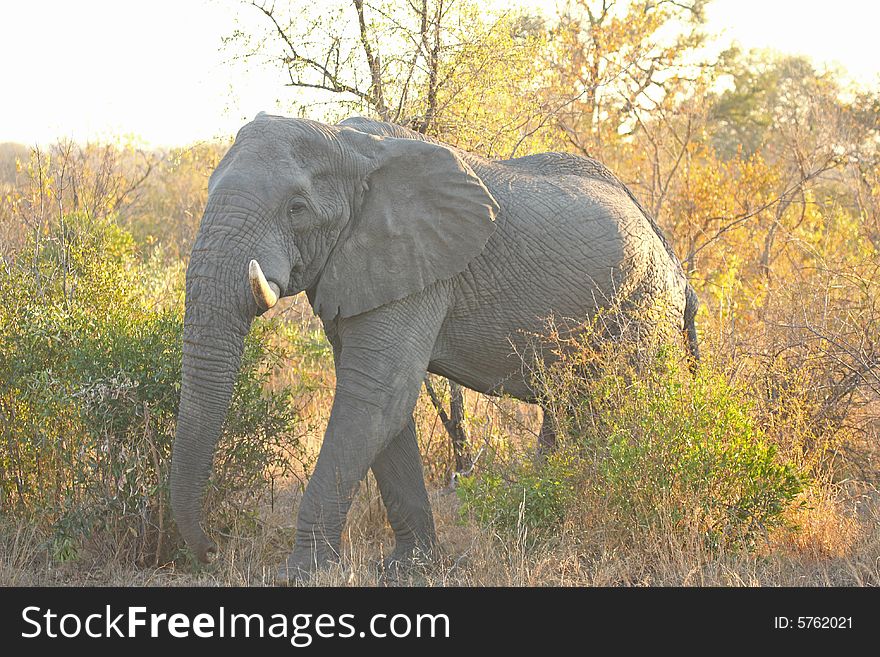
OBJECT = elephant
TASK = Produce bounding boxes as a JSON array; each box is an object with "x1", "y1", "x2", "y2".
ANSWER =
[{"x1": 170, "y1": 113, "x2": 699, "y2": 579}]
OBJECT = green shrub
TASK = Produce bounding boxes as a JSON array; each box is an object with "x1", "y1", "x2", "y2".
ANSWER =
[
  {"x1": 584, "y1": 362, "x2": 804, "y2": 547},
  {"x1": 457, "y1": 448, "x2": 578, "y2": 543},
  {"x1": 457, "y1": 328, "x2": 806, "y2": 550},
  {"x1": 0, "y1": 212, "x2": 305, "y2": 565}
]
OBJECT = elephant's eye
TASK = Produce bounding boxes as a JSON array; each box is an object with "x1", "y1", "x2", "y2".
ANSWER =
[{"x1": 287, "y1": 199, "x2": 308, "y2": 217}]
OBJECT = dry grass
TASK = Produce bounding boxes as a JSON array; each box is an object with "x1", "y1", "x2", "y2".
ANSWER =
[{"x1": 2, "y1": 475, "x2": 879, "y2": 587}]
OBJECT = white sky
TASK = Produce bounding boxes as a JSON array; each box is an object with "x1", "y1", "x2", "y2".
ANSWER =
[{"x1": 0, "y1": 0, "x2": 877, "y2": 147}]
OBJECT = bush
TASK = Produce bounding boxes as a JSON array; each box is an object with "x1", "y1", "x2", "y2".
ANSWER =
[
  {"x1": 457, "y1": 448, "x2": 579, "y2": 543},
  {"x1": 457, "y1": 325, "x2": 806, "y2": 550},
  {"x1": 0, "y1": 212, "x2": 305, "y2": 565},
  {"x1": 584, "y1": 362, "x2": 804, "y2": 547}
]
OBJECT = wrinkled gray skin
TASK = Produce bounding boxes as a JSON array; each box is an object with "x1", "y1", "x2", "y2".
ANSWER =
[{"x1": 171, "y1": 114, "x2": 699, "y2": 578}]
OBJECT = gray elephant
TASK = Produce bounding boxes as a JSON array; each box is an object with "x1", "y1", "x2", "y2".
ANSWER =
[{"x1": 170, "y1": 114, "x2": 699, "y2": 578}]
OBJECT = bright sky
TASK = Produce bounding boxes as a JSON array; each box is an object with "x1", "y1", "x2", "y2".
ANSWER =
[{"x1": 1, "y1": 0, "x2": 877, "y2": 147}]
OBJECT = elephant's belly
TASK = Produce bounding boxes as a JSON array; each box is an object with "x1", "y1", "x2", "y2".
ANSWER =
[
  {"x1": 427, "y1": 354, "x2": 536, "y2": 401},
  {"x1": 428, "y1": 297, "x2": 577, "y2": 402}
]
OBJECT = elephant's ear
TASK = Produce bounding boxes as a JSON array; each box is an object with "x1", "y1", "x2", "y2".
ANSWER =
[{"x1": 313, "y1": 132, "x2": 498, "y2": 320}]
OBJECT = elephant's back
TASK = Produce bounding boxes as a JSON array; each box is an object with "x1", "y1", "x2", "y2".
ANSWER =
[
  {"x1": 472, "y1": 154, "x2": 687, "y2": 304},
  {"x1": 493, "y1": 152, "x2": 683, "y2": 272},
  {"x1": 502, "y1": 152, "x2": 624, "y2": 186},
  {"x1": 469, "y1": 157, "x2": 681, "y2": 298}
]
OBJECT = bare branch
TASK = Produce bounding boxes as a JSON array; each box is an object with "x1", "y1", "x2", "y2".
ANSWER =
[
  {"x1": 686, "y1": 158, "x2": 840, "y2": 265},
  {"x1": 353, "y1": 0, "x2": 389, "y2": 119},
  {"x1": 249, "y1": 1, "x2": 373, "y2": 105}
]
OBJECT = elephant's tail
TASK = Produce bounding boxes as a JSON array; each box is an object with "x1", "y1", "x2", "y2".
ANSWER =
[{"x1": 684, "y1": 283, "x2": 700, "y2": 372}]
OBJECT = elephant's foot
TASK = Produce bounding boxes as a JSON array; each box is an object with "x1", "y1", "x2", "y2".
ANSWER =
[
  {"x1": 275, "y1": 558, "x2": 312, "y2": 586},
  {"x1": 377, "y1": 542, "x2": 436, "y2": 585},
  {"x1": 275, "y1": 545, "x2": 340, "y2": 586}
]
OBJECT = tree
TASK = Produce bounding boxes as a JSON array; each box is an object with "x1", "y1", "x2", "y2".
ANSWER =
[
  {"x1": 226, "y1": 0, "x2": 553, "y2": 150},
  {"x1": 543, "y1": 0, "x2": 709, "y2": 159}
]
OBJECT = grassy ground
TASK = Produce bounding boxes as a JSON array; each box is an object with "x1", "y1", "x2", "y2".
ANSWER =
[
  {"x1": 3, "y1": 372, "x2": 878, "y2": 588},
  {"x1": 3, "y1": 477, "x2": 879, "y2": 587}
]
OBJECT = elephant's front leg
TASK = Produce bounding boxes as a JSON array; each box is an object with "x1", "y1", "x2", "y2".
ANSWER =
[{"x1": 280, "y1": 287, "x2": 450, "y2": 580}]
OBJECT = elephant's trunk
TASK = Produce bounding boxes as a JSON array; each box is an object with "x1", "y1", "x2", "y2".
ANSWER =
[{"x1": 171, "y1": 222, "x2": 253, "y2": 563}]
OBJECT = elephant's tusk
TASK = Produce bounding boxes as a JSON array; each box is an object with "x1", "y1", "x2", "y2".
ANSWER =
[{"x1": 248, "y1": 259, "x2": 281, "y2": 311}]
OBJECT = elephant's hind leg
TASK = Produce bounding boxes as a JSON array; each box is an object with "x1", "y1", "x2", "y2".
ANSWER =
[
  {"x1": 537, "y1": 407, "x2": 557, "y2": 453},
  {"x1": 371, "y1": 416, "x2": 436, "y2": 568}
]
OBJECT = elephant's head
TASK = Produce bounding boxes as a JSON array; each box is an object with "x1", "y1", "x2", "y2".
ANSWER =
[{"x1": 171, "y1": 114, "x2": 497, "y2": 562}]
